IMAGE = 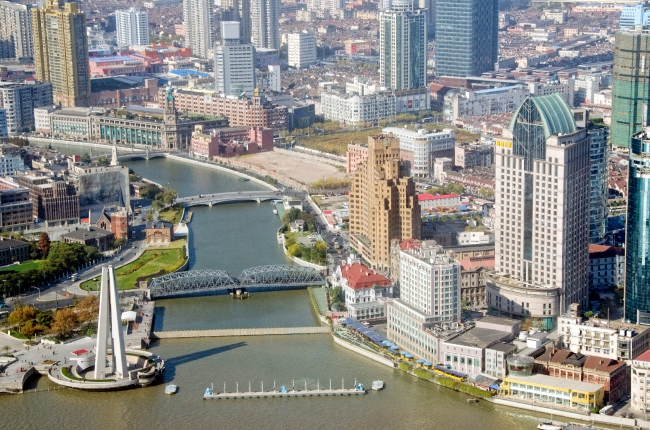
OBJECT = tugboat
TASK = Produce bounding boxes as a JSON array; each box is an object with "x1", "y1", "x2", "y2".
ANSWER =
[
  {"x1": 239, "y1": 177, "x2": 250, "y2": 182},
  {"x1": 229, "y1": 288, "x2": 250, "y2": 299}
]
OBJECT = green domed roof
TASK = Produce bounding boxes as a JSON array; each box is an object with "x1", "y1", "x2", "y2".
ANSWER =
[{"x1": 508, "y1": 93, "x2": 576, "y2": 139}]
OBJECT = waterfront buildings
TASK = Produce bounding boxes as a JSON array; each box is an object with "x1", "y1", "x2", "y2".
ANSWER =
[
  {"x1": 61, "y1": 226, "x2": 115, "y2": 252},
  {"x1": 500, "y1": 374, "x2": 604, "y2": 411},
  {"x1": 589, "y1": 244, "x2": 625, "y2": 290},
  {"x1": 214, "y1": 22, "x2": 255, "y2": 96},
  {"x1": 611, "y1": 28, "x2": 650, "y2": 148},
  {"x1": 251, "y1": 0, "x2": 280, "y2": 49},
  {"x1": 382, "y1": 127, "x2": 455, "y2": 179},
  {"x1": 349, "y1": 134, "x2": 420, "y2": 270},
  {"x1": 182, "y1": 0, "x2": 213, "y2": 58},
  {"x1": 146, "y1": 220, "x2": 173, "y2": 245},
  {"x1": 484, "y1": 343, "x2": 516, "y2": 379},
  {"x1": 0, "y1": 82, "x2": 53, "y2": 135},
  {"x1": 332, "y1": 262, "x2": 393, "y2": 321},
  {"x1": 625, "y1": 127, "x2": 650, "y2": 323},
  {"x1": 558, "y1": 305, "x2": 650, "y2": 361},
  {"x1": 32, "y1": 0, "x2": 90, "y2": 108},
  {"x1": 288, "y1": 31, "x2": 317, "y2": 69},
  {"x1": 631, "y1": 350, "x2": 650, "y2": 412},
  {"x1": 0, "y1": 1, "x2": 34, "y2": 60},
  {"x1": 435, "y1": 0, "x2": 498, "y2": 78},
  {"x1": 487, "y1": 94, "x2": 591, "y2": 330},
  {"x1": 115, "y1": 7, "x2": 149, "y2": 48}
]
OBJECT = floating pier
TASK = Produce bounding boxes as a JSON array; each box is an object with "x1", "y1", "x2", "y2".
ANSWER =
[{"x1": 203, "y1": 380, "x2": 367, "y2": 400}]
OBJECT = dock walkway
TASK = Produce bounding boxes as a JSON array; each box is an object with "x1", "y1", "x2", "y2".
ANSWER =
[
  {"x1": 152, "y1": 326, "x2": 330, "y2": 339},
  {"x1": 204, "y1": 388, "x2": 366, "y2": 399}
]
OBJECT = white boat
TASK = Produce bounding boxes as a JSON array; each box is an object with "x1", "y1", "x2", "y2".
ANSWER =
[
  {"x1": 165, "y1": 383, "x2": 178, "y2": 395},
  {"x1": 537, "y1": 423, "x2": 562, "y2": 430},
  {"x1": 273, "y1": 209, "x2": 278, "y2": 215},
  {"x1": 371, "y1": 380, "x2": 384, "y2": 391}
]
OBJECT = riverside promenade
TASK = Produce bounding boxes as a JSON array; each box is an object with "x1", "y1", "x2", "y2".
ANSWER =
[{"x1": 152, "y1": 326, "x2": 330, "y2": 339}]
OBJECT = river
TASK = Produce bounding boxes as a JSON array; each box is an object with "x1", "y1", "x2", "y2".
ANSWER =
[{"x1": 1, "y1": 145, "x2": 551, "y2": 429}]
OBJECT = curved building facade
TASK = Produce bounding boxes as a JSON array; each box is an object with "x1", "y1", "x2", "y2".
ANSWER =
[
  {"x1": 625, "y1": 128, "x2": 650, "y2": 323},
  {"x1": 489, "y1": 94, "x2": 590, "y2": 330}
]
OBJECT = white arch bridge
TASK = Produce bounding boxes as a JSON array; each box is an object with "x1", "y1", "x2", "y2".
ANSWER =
[{"x1": 148, "y1": 265, "x2": 326, "y2": 299}]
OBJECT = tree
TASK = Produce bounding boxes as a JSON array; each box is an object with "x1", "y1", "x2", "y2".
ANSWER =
[
  {"x1": 146, "y1": 210, "x2": 154, "y2": 222},
  {"x1": 287, "y1": 243, "x2": 302, "y2": 258},
  {"x1": 114, "y1": 238, "x2": 126, "y2": 248},
  {"x1": 281, "y1": 208, "x2": 301, "y2": 225},
  {"x1": 76, "y1": 295, "x2": 99, "y2": 324},
  {"x1": 584, "y1": 310, "x2": 595, "y2": 318},
  {"x1": 50, "y1": 307, "x2": 77, "y2": 339},
  {"x1": 331, "y1": 286, "x2": 344, "y2": 304},
  {"x1": 7, "y1": 305, "x2": 38, "y2": 331},
  {"x1": 38, "y1": 232, "x2": 51, "y2": 258},
  {"x1": 97, "y1": 156, "x2": 109, "y2": 166},
  {"x1": 160, "y1": 188, "x2": 177, "y2": 206},
  {"x1": 81, "y1": 153, "x2": 92, "y2": 163}
]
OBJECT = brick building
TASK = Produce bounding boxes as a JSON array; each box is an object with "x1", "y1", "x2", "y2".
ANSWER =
[
  {"x1": 191, "y1": 126, "x2": 273, "y2": 159},
  {"x1": 94, "y1": 208, "x2": 129, "y2": 239},
  {"x1": 346, "y1": 142, "x2": 368, "y2": 174},
  {"x1": 16, "y1": 174, "x2": 79, "y2": 226},
  {"x1": 61, "y1": 226, "x2": 115, "y2": 252},
  {"x1": 165, "y1": 89, "x2": 289, "y2": 130},
  {"x1": 146, "y1": 220, "x2": 173, "y2": 245},
  {"x1": 89, "y1": 78, "x2": 159, "y2": 109},
  {"x1": 0, "y1": 238, "x2": 29, "y2": 266}
]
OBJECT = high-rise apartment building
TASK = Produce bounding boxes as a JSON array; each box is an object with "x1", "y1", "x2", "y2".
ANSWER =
[
  {"x1": 251, "y1": 0, "x2": 280, "y2": 49},
  {"x1": 349, "y1": 134, "x2": 420, "y2": 270},
  {"x1": 620, "y1": 4, "x2": 650, "y2": 29},
  {"x1": 587, "y1": 122, "x2": 609, "y2": 244},
  {"x1": 32, "y1": 0, "x2": 90, "y2": 108},
  {"x1": 115, "y1": 7, "x2": 150, "y2": 47},
  {"x1": 612, "y1": 28, "x2": 650, "y2": 148},
  {"x1": 220, "y1": 0, "x2": 251, "y2": 44},
  {"x1": 625, "y1": 127, "x2": 650, "y2": 324},
  {"x1": 487, "y1": 94, "x2": 590, "y2": 331},
  {"x1": 418, "y1": 0, "x2": 435, "y2": 38},
  {"x1": 379, "y1": 0, "x2": 426, "y2": 91},
  {"x1": 0, "y1": 82, "x2": 53, "y2": 135},
  {"x1": 182, "y1": 0, "x2": 214, "y2": 58},
  {"x1": 288, "y1": 31, "x2": 316, "y2": 69},
  {"x1": 214, "y1": 22, "x2": 255, "y2": 96},
  {"x1": 435, "y1": 0, "x2": 498, "y2": 78},
  {"x1": 0, "y1": 1, "x2": 34, "y2": 60}
]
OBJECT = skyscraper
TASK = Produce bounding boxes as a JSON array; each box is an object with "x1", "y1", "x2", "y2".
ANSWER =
[
  {"x1": 251, "y1": 0, "x2": 280, "y2": 49},
  {"x1": 487, "y1": 94, "x2": 590, "y2": 330},
  {"x1": 379, "y1": 0, "x2": 427, "y2": 91},
  {"x1": 349, "y1": 134, "x2": 420, "y2": 270},
  {"x1": 587, "y1": 122, "x2": 609, "y2": 244},
  {"x1": 611, "y1": 28, "x2": 650, "y2": 148},
  {"x1": 625, "y1": 128, "x2": 650, "y2": 324},
  {"x1": 221, "y1": 0, "x2": 251, "y2": 44},
  {"x1": 214, "y1": 22, "x2": 255, "y2": 96},
  {"x1": 115, "y1": 7, "x2": 150, "y2": 47},
  {"x1": 183, "y1": 0, "x2": 214, "y2": 58},
  {"x1": 32, "y1": 0, "x2": 90, "y2": 108},
  {"x1": 0, "y1": 1, "x2": 34, "y2": 60},
  {"x1": 435, "y1": 0, "x2": 498, "y2": 78},
  {"x1": 288, "y1": 31, "x2": 317, "y2": 69}
]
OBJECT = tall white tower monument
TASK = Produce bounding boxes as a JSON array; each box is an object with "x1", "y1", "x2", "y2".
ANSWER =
[{"x1": 94, "y1": 265, "x2": 128, "y2": 379}]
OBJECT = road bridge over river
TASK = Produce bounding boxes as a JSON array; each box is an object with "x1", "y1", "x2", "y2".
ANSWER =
[
  {"x1": 148, "y1": 265, "x2": 326, "y2": 299},
  {"x1": 175, "y1": 191, "x2": 283, "y2": 207}
]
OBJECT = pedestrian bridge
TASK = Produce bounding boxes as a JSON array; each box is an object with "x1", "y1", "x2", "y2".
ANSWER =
[
  {"x1": 175, "y1": 191, "x2": 282, "y2": 208},
  {"x1": 148, "y1": 265, "x2": 326, "y2": 299}
]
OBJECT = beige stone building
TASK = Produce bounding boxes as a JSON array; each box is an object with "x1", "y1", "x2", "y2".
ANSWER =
[{"x1": 349, "y1": 134, "x2": 420, "y2": 271}]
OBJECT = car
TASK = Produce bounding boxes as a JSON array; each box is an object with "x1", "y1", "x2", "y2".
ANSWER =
[
  {"x1": 117, "y1": 257, "x2": 123, "y2": 261},
  {"x1": 131, "y1": 245, "x2": 137, "y2": 249}
]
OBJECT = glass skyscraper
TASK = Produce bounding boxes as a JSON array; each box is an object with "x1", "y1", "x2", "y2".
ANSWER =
[
  {"x1": 435, "y1": 0, "x2": 498, "y2": 78},
  {"x1": 587, "y1": 123, "x2": 609, "y2": 244},
  {"x1": 625, "y1": 128, "x2": 650, "y2": 324}
]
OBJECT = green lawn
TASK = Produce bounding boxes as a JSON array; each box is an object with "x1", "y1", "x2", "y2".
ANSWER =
[
  {"x1": 0, "y1": 260, "x2": 41, "y2": 273},
  {"x1": 81, "y1": 240, "x2": 187, "y2": 291},
  {"x1": 159, "y1": 204, "x2": 184, "y2": 225}
]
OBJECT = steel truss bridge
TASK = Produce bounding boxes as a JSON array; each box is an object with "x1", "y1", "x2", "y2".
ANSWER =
[{"x1": 148, "y1": 265, "x2": 325, "y2": 299}]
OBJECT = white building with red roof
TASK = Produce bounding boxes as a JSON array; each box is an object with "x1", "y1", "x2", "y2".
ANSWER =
[
  {"x1": 332, "y1": 262, "x2": 393, "y2": 321},
  {"x1": 417, "y1": 193, "x2": 461, "y2": 210},
  {"x1": 631, "y1": 350, "x2": 650, "y2": 412},
  {"x1": 589, "y1": 244, "x2": 625, "y2": 290}
]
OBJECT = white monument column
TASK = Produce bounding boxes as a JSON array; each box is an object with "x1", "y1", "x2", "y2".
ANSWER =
[
  {"x1": 109, "y1": 266, "x2": 128, "y2": 378},
  {"x1": 94, "y1": 266, "x2": 110, "y2": 379}
]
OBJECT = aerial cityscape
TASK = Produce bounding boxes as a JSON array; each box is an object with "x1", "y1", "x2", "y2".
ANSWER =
[{"x1": 2, "y1": 0, "x2": 650, "y2": 428}]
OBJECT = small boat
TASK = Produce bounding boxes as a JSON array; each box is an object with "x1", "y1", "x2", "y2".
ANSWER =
[
  {"x1": 466, "y1": 398, "x2": 479, "y2": 403},
  {"x1": 537, "y1": 423, "x2": 562, "y2": 430},
  {"x1": 239, "y1": 177, "x2": 250, "y2": 181},
  {"x1": 273, "y1": 209, "x2": 278, "y2": 215},
  {"x1": 229, "y1": 288, "x2": 250, "y2": 299},
  {"x1": 371, "y1": 380, "x2": 384, "y2": 391},
  {"x1": 165, "y1": 383, "x2": 178, "y2": 395}
]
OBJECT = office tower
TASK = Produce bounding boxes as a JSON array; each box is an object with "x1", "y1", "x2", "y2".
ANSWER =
[
  {"x1": 214, "y1": 22, "x2": 255, "y2": 96},
  {"x1": 487, "y1": 94, "x2": 590, "y2": 331},
  {"x1": 435, "y1": 0, "x2": 498, "y2": 78},
  {"x1": 288, "y1": 31, "x2": 316, "y2": 69},
  {"x1": 611, "y1": 28, "x2": 650, "y2": 148},
  {"x1": 625, "y1": 127, "x2": 650, "y2": 324},
  {"x1": 0, "y1": 82, "x2": 53, "y2": 135},
  {"x1": 0, "y1": 1, "x2": 34, "y2": 59},
  {"x1": 115, "y1": 7, "x2": 150, "y2": 47},
  {"x1": 221, "y1": 0, "x2": 251, "y2": 44},
  {"x1": 418, "y1": 0, "x2": 435, "y2": 38},
  {"x1": 379, "y1": 0, "x2": 426, "y2": 91},
  {"x1": 587, "y1": 122, "x2": 609, "y2": 244},
  {"x1": 183, "y1": 0, "x2": 214, "y2": 58},
  {"x1": 620, "y1": 4, "x2": 650, "y2": 29},
  {"x1": 251, "y1": 0, "x2": 280, "y2": 49},
  {"x1": 349, "y1": 134, "x2": 420, "y2": 271},
  {"x1": 32, "y1": 0, "x2": 90, "y2": 108}
]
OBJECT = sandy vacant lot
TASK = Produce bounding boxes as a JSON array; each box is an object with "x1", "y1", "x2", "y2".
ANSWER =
[{"x1": 244, "y1": 150, "x2": 349, "y2": 185}]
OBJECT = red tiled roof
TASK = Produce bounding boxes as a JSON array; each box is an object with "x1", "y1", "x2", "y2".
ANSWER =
[
  {"x1": 589, "y1": 244, "x2": 624, "y2": 259},
  {"x1": 635, "y1": 350, "x2": 650, "y2": 362},
  {"x1": 399, "y1": 238, "x2": 420, "y2": 251},
  {"x1": 340, "y1": 263, "x2": 391, "y2": 290},
  {"x1": 583, "y1": 355, "x2": 625, "y2": 373},
  {"x1": 418, "y1": 193, "x2": 459, "y2": 201},
  {"x1": 459, "y1": 255, "x2": 495, "y2": 271}
]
